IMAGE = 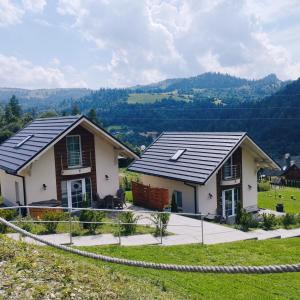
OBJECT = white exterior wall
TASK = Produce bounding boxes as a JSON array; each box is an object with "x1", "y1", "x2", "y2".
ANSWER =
[
  {"x1": 94, "y1": 135, "x2": 119, "y2": 198},
  {"x1": 241, "y1": 146, "x2": 258, "y2": 210},
  {"x1": 0, "y1": 170, "x2": 24, "y2": 206},
  {"x1": 197, "y1": 175, "x2": 218, "y2": 215},
  {"x1": 21, "y1": 147, "x2": 57, "y2": 204},
  {"x1": 141, "y1": 174, "x2": 196, "y2": 213}
]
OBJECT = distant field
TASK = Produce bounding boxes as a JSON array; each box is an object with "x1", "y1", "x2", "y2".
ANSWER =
[
  {"x1": 258, "y1": 187, "x2": 300, "y2": 214},
  {"x1": 127, "y1": 92, "x2": 191, "y2": 104}
]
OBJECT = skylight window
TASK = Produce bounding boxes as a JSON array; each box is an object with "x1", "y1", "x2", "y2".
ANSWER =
[
  {"x1": 170, "y1": 149, "x2": 186, "y2": 161},
  {"x1": 15, "y1": 135, "x2": 33, "y2": 148}
]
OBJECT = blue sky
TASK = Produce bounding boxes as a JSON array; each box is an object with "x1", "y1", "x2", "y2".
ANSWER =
[{"x1": 0, "y1": 0, "x2": 300, "y2": 89}]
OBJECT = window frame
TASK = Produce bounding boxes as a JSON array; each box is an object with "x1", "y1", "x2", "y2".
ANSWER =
[{"x1": 66, "y1": 134, "x2": 82, "y2": 168}]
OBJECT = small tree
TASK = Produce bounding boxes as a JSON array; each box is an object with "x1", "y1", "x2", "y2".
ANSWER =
[
  {"x1": 262, "y1": 213, "x2": 277, "y2": 230},
  {"x1": 79, "y1": 210, "x2": 105, "y2": 234},
  {"x1": 151, "y1": 212, "x2": 170, "y2": 236},
  {"x1": 118, "y1": 212, "x2": 138, "y2": 236},
  {"x1": 281, "y1": 213, "x2": 296, "y2": 229},
  {"x1": 171, "y1": 193, "x2": 178, "y2": 213},
  {"x1": 41, "y1": 211, "x2": 65, "y2": 234}
]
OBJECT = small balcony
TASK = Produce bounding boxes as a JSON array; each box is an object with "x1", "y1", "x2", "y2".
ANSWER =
[
  {"x1": 60, "y1": 150, "x2": 92, "y2": 176},
  {"x1": 220, "y1": 164, "x2": 241, "y2": 186}
]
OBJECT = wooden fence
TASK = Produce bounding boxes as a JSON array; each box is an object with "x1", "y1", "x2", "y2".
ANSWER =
[{"x1": 132, "y1": 182, "x2": 169, "y2": 210}]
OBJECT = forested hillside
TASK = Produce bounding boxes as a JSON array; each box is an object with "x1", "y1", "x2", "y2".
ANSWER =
[{"x1": 0, "y1": 72, "x2": 298, "y2": 158}]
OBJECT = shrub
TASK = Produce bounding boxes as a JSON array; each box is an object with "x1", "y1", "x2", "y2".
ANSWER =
[
  {"x1": 171, "y1": 193, "x2": 178, "y2": 213},
  {"x1": 122, "y1": 176, "x2": 131, "y2": 191},
  {"x1": 151, "y1": 212, "x2": 170, "y2": 236},
  {"x1": 0, "y1": 196, "x2": 4, "y2": 206},
  {"x1": 281, "y1": 213, "x2": 296, "y2": 229},
  {"x1": 41, "y1": 210, "x2": 65, "y2": 234},
  {"x1": 261, "y1": 213, "x2": 277, "y2": 230},
  {"x1": 258, "y1": 181, "x2": 271, "y2": 192},
  {"x1": 0, "y1": 209, "x2": 17, "y2": 233},
  {"x1": 238, "y1": 209, "x2": 257, "y2": 232},
  {"x1": 15, "y1": 216, "x2": 33, "y2": 232},
  {"x1": 118, "y1": 212, "x2": 138, "y2": 236},
  {"x1": 235, "y1": 201, "x2": 242, "y2": 225},
  {"x1": 79, "y1": 210, "x2": 105, "y2": 234}
]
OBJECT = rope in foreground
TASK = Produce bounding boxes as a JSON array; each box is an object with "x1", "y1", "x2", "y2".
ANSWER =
[{"x1": 1, "y1": 217, "x2": 300, "y2": 274}]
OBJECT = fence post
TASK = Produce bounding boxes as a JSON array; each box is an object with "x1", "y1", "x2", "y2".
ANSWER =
[
  {"x1": 160, "y1": 215, "x2": 163, "y2": 244},
  {"x1": 69, "y1": 207, "x2": 72, "y2": 245},
  {"x1": 118, "y1": 218, "x2": 121, "y2": 245},
  {"x1": 201, "y1": 215, "x2": 204, "y2": 246}
]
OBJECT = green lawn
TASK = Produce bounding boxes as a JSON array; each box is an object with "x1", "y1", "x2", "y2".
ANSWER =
[
  {"x1": 1, "y1": 234, "x2": 300, "y2": 299},
  {"x1": 55, "y1": 239, "x2": 300, "y2": 299},
  {"x1": 258, "y1": 187, "x2": 300, "y2": 214}
]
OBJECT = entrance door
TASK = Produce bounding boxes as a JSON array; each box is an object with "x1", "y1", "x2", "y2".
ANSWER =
[
  {"x1": 67, "y1": 179, "x2": 86, "y2": 208},
  {"x1": 222, "y1": 188, "x2": 237, "y2": 217}
]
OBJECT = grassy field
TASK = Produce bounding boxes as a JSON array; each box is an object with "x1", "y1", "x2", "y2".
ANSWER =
[
  {"x1": 57, "y1": 239, "x2": 300, "y2": 299},
  {"x1": 127, "y1": 92, "x2": 191, "y2": 104},
  {"x1": 258, "y1": 187, "x2": 300, "y2": 214},
  {"x1": 0, "y1": 235, "x2": 174, "y2": 299}
]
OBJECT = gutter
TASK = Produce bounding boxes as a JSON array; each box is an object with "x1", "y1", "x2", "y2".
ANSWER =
[{"x1": 184, "y1": 182, "x2": 198, "y2": 214}]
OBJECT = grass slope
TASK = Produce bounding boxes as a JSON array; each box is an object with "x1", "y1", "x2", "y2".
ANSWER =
[
  {"x1": 61, "y1": 239, "x2": 300, "y2": 300},
  {"x1": 0, "y1": 235, "x2": 174, "y2": 299},
  {"x1": 258, "y1": 187, "x2": 300, "y2": 213}
]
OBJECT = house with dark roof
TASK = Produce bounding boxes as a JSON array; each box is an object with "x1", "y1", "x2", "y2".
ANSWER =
[
  {"x1": 0, "y1": 115, "x2": 138, "y2": 209},
  {"x1": 129, "y1": 132, "x2": 279, "y2": 220}
]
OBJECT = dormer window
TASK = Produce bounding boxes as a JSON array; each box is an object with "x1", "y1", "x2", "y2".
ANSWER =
[
  {"x1": 170, "y1": 149, "x2": 186, "y2": 161},
  {"x1": 66, "y1": 135, "x2": 82, "y2": 167}
]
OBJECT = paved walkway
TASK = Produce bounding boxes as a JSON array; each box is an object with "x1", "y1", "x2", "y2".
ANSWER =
[{"x1": 4, "y1": 205, "x2": 300, "y2": 246}]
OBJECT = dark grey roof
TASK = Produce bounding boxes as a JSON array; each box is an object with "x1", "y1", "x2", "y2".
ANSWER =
[
  {"x1": 0, "y1": 115, "x2": 81, "y2": 174},
  {"x1": 128, "y1": 132, "x2": 247, "y2": 184}
]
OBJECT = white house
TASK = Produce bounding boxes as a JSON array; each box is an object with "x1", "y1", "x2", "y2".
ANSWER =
[
  {"x1": 0, "y1": 115, "x2": 138, "y2": 209},
  {"x1": 129, "y1": 132, "x2": 280, "y2": 220}
]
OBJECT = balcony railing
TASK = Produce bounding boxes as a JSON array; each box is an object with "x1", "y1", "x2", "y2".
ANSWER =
[
  {"x1": 60, "y1": 150, "x2": 92, "y2": 172},
  {"x1": 221, "y1": 164, "x2": 240, "y2": 181}
]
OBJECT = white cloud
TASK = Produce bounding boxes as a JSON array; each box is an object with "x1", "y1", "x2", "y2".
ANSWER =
[
  {"x1": 0, "y1": 0, "x2": 24, "y2": 27},
  {"x1": 22, "y1": 0, "x2": 46, "y2": 13},
  {"x1": 0, "y1": 0, "x2": 46, "y2": 27},
  {"x1": 56, "y1": 0, "x2": 300, "y2": 86},
  {"x1": 0, "y1": 54, "x2": 87, "y2": 89}
]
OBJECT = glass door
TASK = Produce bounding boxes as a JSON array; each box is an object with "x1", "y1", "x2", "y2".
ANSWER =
[
  {"x1": 222, "y1": 188, "x2": 236, "y2": 217},
  {"x1": 67, "y1": 178, "x2": 86, "y2": 208}
]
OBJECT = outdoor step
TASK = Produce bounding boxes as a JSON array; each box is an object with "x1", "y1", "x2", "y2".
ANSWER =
[
  {"x1": 160, "y1": 234, "x2": 202, "y2": 246},
  {"x1": 121, "y1": 234, "x2": 160, "y2": 246},
  {"x1": 271, "y1": 228, "x2": 300, "y2": 239},
  {"x1": 245, "y1": 229, "x2": 281, "y2": 240},
  {"x1": 72, "y1": 234, "x2": 119, "y2": 246}
]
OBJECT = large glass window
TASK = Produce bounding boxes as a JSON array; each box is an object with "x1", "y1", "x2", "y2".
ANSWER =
[
  {"x1": 66, "y1": 135, "x2": 82, "y2": 167},
  {"x1": 173, "y1": 191, "x2": 183, "y2": 210}
]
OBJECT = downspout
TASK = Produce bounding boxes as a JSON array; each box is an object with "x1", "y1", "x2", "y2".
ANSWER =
[
  {"x1": 184, "y1": 182, "x2": 198, "y2": 215},
  {"x1": 13, "y1": 173, "x2": 27, "y2": 208}
]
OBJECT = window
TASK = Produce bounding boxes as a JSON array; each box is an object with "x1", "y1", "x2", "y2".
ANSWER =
[
  {"x1": 173, "y1": 191, "x2": 183, "y2": 210},
  {"x1": 66, "y1": 135, "x2": 82, "y2": 167},
  {"x1": 15, "y1": 135, "x2": 33, "y2": 148},
  {"x1": 170, "y1": 149, "x2": 186, "y2": 161},
  {"x1": 223, "y1": 155, "x2": 233, "y2": 179}
]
